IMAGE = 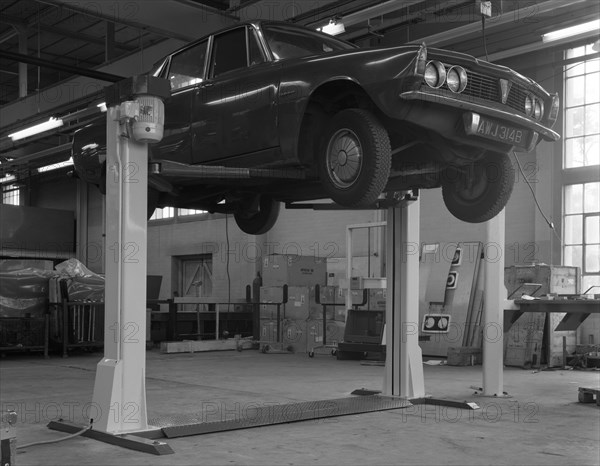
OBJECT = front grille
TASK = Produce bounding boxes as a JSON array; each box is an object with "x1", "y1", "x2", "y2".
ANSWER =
[
  {"x1": 462, "y1": 71, "x2": 498, "y2": 102},
  {"x1": 506, "y1": 83, "x2": 529, "y2": 114},
  {"x1": 421, "y1": 64, "x2": 543, "y2": 118}
]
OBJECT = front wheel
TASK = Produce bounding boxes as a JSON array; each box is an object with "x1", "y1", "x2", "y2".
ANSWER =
[
  {"x1": 318, "y1": 109, "x2": 391, "y2": 207},
  {"x1": 442, "y1": 151, "x2": 515, "y2": 223},
  {"x1": 233, "y1": 196, "x2": 280, "y2": 235}
]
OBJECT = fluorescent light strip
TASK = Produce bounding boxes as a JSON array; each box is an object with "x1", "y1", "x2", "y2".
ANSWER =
[
  {"x1": 37, "y1": 158, "x2": 73, "y2": 173},
  {"x1": 8, "y1": 117, "x2": 64, "y2": 141},
  {"x1": 542, "y1": 19, "x2": 599, "y2": 43},
  {"x1": 320, "y1": 21, "x2": 346, "y2": 36}
]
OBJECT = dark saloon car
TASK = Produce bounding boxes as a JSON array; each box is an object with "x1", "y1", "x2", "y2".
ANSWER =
[{"x1": 73, "y1": 21, "x2": 560, "y2": 234}]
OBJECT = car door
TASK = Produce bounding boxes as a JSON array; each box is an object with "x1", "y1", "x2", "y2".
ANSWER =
[
  {"x1": 192, "y1": 26, "x2": 279, "y2": 164},
  {"x1": 152, "y1": 40, "x2": 208, "y2": 164}
]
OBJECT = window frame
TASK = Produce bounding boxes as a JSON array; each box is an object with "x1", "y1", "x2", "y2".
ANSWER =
[
  {"x1": 561, "y1": 42, "x2": 600, "y2": 293},
  {"x1": 166, "y1": 38, "x2": 210, "y2": 91}
]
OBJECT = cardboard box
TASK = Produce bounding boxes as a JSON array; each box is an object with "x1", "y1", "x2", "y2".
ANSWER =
[
  {"x1": 259, "y1": 286, "x2": 286, "y2": 319},
  {"x1": 447, "y1": 347, "x2": 482, "y2": 366},
  {"x1": 282, "y1": 319, "x2": 307, "y2": 353},
  {"x1": 259, "y1": 319, "x2": 278, "y2": 344},
  {"x1": 306, "y1": 320, "x2": 324, "y2": 348},
  {"x1": 285, "y1": 286, "x2": 318, "y2": 320},
  {"x1": 305, "y1": 319, "x2": 345, "y2": 351},
  {"x1": 368, "y1": 289, "x2": 386, "y2": 311},
  {"x1": 262, "y1": 254, "x2": 326, "y2": 287},
  {"x1": 325, "y1": 320, "x2": 345, "y2": 345},
  {"x1": 504, "y1": 265, "x2": 579, "y2": 296}
]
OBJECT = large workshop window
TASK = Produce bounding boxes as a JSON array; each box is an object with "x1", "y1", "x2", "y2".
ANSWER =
[
  {"x1": 178, "y1": 208, "x2": 206, "y2": 217},
  {"x1": 150, "y1": 206, "x2": 175, "y2": 220},
  {"x1": 149, "y1": 207, "x2": 209, "y2": 221},
  {"x1": 2, "y1": 181, "x2": 20, "y2": 205},
  {"x1": 563, "y1": 42, "x2": 600, "y2": 293}
]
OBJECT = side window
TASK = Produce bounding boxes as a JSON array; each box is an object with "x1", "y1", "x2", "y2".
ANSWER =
[
  {"x1": 211, "y1": 28, "x2": 247, "y2": 78},
  {"x1": 248, "y1": 28, "x2": 265, "y2": 67},
  {"x1": 169, "y1": 40, "x2": 208, "y2": 90}
]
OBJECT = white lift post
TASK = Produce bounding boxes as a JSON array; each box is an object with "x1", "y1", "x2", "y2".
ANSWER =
[
  {"x1": 482, "y1": 209, "x2": 507, "y2": 396},
  {"x1": 91, "y1": 76, "x2": 169, "y2": 434},
  {"x1": 383, "y1": 196, "x2": 425, "y2": 398},
  {"x1": 343, "y1": 194, "x2": 425, "y2": 398}
]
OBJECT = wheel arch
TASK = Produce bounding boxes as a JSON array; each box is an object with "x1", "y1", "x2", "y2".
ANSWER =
[{"x1": 297, "y1": 78, "x2": 383, "y2": 167}]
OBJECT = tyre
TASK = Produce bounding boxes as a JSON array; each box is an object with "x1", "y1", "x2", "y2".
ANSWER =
[
  {"x1": 233, "y1": 196, "x2": 280, "y2": 235},
  {"x1": 442, "y1": 151, "x2": 515, "y2": 223},
  {"x1": 318, "y1": 109, "x2": 391, "y2": 207}
]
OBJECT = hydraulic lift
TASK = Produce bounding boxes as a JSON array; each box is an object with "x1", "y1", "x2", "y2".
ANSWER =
[{"x1": 48, "y1": 72, "x2": 511, "y2": 453}]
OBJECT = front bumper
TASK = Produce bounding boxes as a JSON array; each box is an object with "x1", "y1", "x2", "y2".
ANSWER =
[{"x1": 400, "y1": 90, "x2": 560, "y2": 144}]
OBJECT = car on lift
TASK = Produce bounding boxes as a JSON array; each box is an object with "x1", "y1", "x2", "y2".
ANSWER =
[{"x1": 72, "y1": 20, "x2": 560, "y2": 234}]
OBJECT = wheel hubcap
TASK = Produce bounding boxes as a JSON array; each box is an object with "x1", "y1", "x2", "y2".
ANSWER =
[{"x1": 326, "y1": 129, "x2": 362, "y2": 189}]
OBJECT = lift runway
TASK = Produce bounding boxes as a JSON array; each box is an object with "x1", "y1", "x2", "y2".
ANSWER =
[{"x1": 149, "y1": 395, "x2": 412, "y2": 438}]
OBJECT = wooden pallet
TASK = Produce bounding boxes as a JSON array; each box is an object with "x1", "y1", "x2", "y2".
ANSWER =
[{"x1": 578, "y1": 387, "x2": 600, "y2": 405}]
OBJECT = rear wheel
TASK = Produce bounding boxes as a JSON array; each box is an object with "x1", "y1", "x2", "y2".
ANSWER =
[
  {"x1": 442, "y1": 151, "x2": 515, "y2": 223},
  {"x1": 318, "y1": 109, "x2": 391, "y2": 207},
  {"x1": 234, "y1": 196, "x2": 280, "y2": 235}
]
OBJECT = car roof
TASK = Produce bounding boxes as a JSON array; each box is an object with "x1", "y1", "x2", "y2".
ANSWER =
[{"x1": 180, "y1": 20, "x2": 353, "y2": 51}]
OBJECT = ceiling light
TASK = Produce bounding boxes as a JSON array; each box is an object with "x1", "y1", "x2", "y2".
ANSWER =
[
  {"x1": 97, "y1": 102, "x2": 108, "y2": 112},
  {"x1": 542, "y1": 19, "x2": 599, "y2": 43},
  {"x1": 8, "y1": 117, "x2": 64, "y2": 141},
  {"x1": 37, "y1": 158, "x2": 73, "y2": 173},
  {"x1": 319, "y1": 19, "x2": 345, "y2": 36}
]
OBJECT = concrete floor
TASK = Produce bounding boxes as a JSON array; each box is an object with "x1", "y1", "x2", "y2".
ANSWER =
[{"x1": 1, "y1": 349, "x2": 599, "y2": 466}]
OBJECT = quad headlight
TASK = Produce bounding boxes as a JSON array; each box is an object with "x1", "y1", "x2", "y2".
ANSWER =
[
  {"x1": 424, "y1": 61, "x2": 468, "y2": 93},
  {"x1": 424, "y1": 60, "x2": 446, "y2": 88},
  {"x1": 525, "y1": 94, "x2": 544, "y2": 120},
  {"x1": 524, "y1": 95, "x2": 534, "y2": 116},
  {"x1": 533, "y1": 99, "x2": 544, "y2": 120},
  {"x1": 446, "y1": 66, "x2": 468, "y2": 93}
]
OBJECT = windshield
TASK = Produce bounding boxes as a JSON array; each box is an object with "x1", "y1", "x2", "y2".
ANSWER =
[{"x1": 262, "y1": 23, "x2": 355, "y2": 60}]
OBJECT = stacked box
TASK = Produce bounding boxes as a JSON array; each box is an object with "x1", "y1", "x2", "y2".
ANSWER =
[
  {"x1": 262, "y1": 254, "x2": 327, "y2": 287},
  {"x1": 259, "y1": 319, "x2": 278, "y2": 344},
  {"x1": 306, "y1": 320, "x2": 324, "y2": 351},
  {"x1": 325, "y1": 320, "x2": 345, "y2": 345},
  {"x1": 447, "y1": 347, "x2": 482, "y2": 366},
  {"x1": 305, "y1": 319, "x2": 345, "y2": 351},
  {"x1": 259, "y1": 286, "x2": 286, "y2": 319},
  {"x1": 368, "y1": 289, "x2": 386, "y2": 311},
  {"x1": 285, "y1": 286, "x2": 319, "y2": 320},
  {"x1": 282, "y1": 319, "x2": 307, "y2": 353}
]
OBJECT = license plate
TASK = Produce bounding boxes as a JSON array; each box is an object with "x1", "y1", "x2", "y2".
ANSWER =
[{"x1": 465, "y1": 115, "x2": 530, "y2": 148}]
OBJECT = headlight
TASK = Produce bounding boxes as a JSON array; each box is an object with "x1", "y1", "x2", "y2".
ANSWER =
[
  {"x1": 534, "y1": 99, "x2": 544, "y2": 120},
  {"x1": 424, "y1": 61, "x2": 446, "y2": 88},
  {"x1": 446, "y1": 66, "x2": 467, "y2": 93},
  {"x1": 524, "y1": 95, "x2": 534, "y2": 116}
]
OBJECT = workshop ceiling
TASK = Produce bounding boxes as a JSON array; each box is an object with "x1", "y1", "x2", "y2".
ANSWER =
[{"x1": 0, "y1": 0, "x2": 598, "y2": 180}]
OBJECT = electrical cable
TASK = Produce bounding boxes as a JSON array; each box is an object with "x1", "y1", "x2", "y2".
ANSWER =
[
  {"x1": 225, "y1": 213, "x2": 231, "y2": 313},
  {"x1": 536, "y1": 58, "x2": 599, "y2": 86},
  {"x1": 511, "y1": 151, "x2": 563, "y2": 246},
  {"x1": 17, "y1": 425, "x2": 92, "y2": 450},
  {"x1": 481, "y1": 14, "x2": 489, "y2": 61}
]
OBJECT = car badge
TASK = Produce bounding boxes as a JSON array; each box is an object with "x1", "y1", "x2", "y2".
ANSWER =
[{"x1": 499, "y1": 79, "x2": 512, "y2": 104}]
